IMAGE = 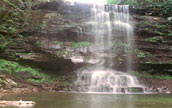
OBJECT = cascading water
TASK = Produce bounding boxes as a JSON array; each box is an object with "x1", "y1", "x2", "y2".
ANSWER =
[{"x1": 75, "y1": 3, "x2": 145, "y2": 93}]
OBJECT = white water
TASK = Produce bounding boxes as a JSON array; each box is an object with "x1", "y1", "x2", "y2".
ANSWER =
[{"x1": 74, "y1": 4, "x2": 145, "y2": 93}]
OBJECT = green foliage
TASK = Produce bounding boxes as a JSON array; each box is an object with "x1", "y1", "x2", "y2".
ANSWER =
[
  {"x1": 107, "y1": 0, "x2": 172, "y2": 12},
  {"x1": 134, "y1": 49, "x2": 146, "y2": 57},
  {"x1": 107, "y1": 0, "x2": 122, "y2": 4},
  {"x1": 41, "y1": 21, "x2": 47, "y2": 29},
  {"x1": 0, "y1": 59, "x2": 55, "y2": 83},
  {"x1": 145, "y1": 59, "x2": 153, "y2": 64},
  {"x1": 123, "y1": 0, "x2": 138, "y2": 5},
  {"x1": 153, "y1": 30, "x2": 164, "y2": 35},
  {"x1": 36, "y1": 41, "x2": 45, "y2": 47},
  {"x1": 7, "y1": 27, "x2": 16, "y2": 34},
  {"x1": 53, "y1": 40, "x2": 58, "y2": 44},
  {"x1": 167, "y1": 33, "x2": 172, "y2": 36},
  {"x1": 0, "y1": 34, "x2": 5, "y2": 51},
  {"x1": 163, "y1": 1, "x2": 172, "y2": 16},
  {"x1": 143, "y1": 22, "x2": 150, "y2": 25},
  {"x1": 132, "y1": 71, "x2": 172, "y2": 80},
  {"x1": 56, "y1": 41, "x2": 90, "y2": 58},
  {"x1": 117, "y1": 57, "x2": 123, "y2": 62},
  {"x1": 113, "y1": 41, "x2": 130, "y2": 53},
  {"x1": 18, "y1": 34, "x2": 23, "y2": 39},
  {"x1": 0, "y1": 78, "x2": 5, "y2": 84},
  {"x1": 107, "y1": 0, "x2": 141, "y2": 5},
  {"x1": 0, "y1": 35, "x2": 12, "y2": 51},
  {"x1": 15, "y1": 52, "x2": 35, "y2": 56},
  {"x1": 7, "y1": 20, "x2": 14, "y2": 24},
  {"x1": 3, "y1": 0, "x2": 17, "y2": 8},
  {"x1": 57, "y1": 26, "x2": 63, "y2": 31},
  {"x1": 58, "y1": 50, "x2": 69, "y2": 58},
  {"x1": 155, "y1": 24, "x2": 170, "y2": 29},
  {"x1": 114, "y1": 41, "x2": 152, "y2": 58},
  {"x1": 63, "y1": 81, "x2": 72, "y2": 86},
  {"x1": 60, "y1": 42, "x2": 64, "y2": 47},
  {"x1": 146, "y1": 36, "x2": 162, "y2": 43},
  {"x1": 72, "y1": 41, "x2": 90, "y2": 49}
]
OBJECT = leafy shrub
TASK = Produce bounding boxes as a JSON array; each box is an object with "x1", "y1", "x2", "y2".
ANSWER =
[
  {"x1": 7, "y1": 27, "x2": 16, "y2": 34},
  {"x1": 146, "y1": 36, "x2": 162, "y2": 43},
  {"x1": 0, "y1": 59, "x2": 55, "y2": 83},
  {"x1": 155, "y1": 24, "x2": 170, "y2": 29}
]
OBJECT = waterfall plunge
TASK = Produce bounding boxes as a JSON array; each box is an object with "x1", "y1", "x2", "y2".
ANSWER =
[{"x1": 75, "y1": 4, "x2": 145, "y2": 94}]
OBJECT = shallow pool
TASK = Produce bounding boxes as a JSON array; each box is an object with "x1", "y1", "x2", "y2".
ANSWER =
[{"x1": 1, "y1": 92, "x2": 172, "y2": 108}]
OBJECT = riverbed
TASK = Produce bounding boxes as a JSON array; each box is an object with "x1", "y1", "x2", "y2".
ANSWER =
[{"x1": 1, "y1": 92, "x2": 172, "y2": 108}]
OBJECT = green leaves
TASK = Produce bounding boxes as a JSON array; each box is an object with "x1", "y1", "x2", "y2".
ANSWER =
[
  {"x1": 72, "y1": 42, "x2": 90, "y2": 49},
  {"x1": 155, "y1": 24, "x2": 170, "y2": 29},
  {"x1": 146, "y1": 36, "x2": 162, "y2": 43},
  {"x1": 107, "y1": 0, "x2": 172, "y2": 10},
  {"x1": 8, "y1": 27, "x2": 16, "y2": 34},
  {"x1": 3, "y1": 0, "x2": 17, "y2": 8},
  {"x1": 41, "y1": 21, "x2": 47, "y2": 29},
  {"x1": 0, "y1": 59, "x2": 55, "y2": 83},
  {"x1": 107, "y1": 0, "x2": 121, "y2": 4},
  {"x1": 153, "y1": 31, "x2": 165, "y2": 36}
]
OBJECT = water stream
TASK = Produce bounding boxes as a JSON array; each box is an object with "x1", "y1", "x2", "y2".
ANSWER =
[
  {"x1": 3, "y1": 92, "x2": 172, "y2": 108},
  {"x1": 75, "y1": 4, "x2": 145, "y2": 93}
]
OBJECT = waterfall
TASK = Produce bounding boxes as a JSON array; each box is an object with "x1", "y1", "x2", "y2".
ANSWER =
[{"x1": 74, "y1": 4, "x2": 145, "y2": 93}]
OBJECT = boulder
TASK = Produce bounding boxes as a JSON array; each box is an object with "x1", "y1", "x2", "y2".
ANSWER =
[{"x1": 0, "y1": 75, "x2": 17, "y2": 88}]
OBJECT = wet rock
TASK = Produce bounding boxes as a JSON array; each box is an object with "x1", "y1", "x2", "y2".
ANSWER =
[
  {"x1": 132, "y1": 8, "x2": 146, "y2": 15},
  {"x1": 15, "y1": 71, "x2": 32, "y2": 79},
  {"x1": 31, "y1": 76, "x2": 42, "y2": 80},
  {"x1": 51, "y1": 87, "x2": 61, "y2": 91},
  {"x1": 0, "y1": 75, "x2": 17, "y2": 88},
  {"x1": 34, "y1": 1, "x2": 64, "y2": 12}
]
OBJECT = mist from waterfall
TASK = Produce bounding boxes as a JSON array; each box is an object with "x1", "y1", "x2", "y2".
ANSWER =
[{"x1": 75, "y1": 4, "x2": 145, "y2": 94}]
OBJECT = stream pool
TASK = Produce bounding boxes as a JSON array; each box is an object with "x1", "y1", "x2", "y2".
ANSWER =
[{"x1": 1, "y1": 92, "x2": 172, "y2": 108}]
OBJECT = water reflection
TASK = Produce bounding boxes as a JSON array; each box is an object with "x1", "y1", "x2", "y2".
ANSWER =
[
  {"x1": 74, "y1": 93, "x2": 136, "y2": 108},
  {"x1": 2, "y1": 92, "x2": 172, "y2": 108}
]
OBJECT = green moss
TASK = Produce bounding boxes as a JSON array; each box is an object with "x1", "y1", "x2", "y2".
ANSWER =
[
  {"x1": 155, "y1": 24, "x2": 170, "y2": 29},
  {"x1": 0, "y1": 78, "x2": 5, "y2": 84},
  {"x1": 131, "y1": 71, "x2": 172, "y2": 80},
  {"x1": 0, "y1": 59, "x2": 55, "y2": 83},
  {"x1": 72, "y1": 41, "x2": 90, "y2": 49}
]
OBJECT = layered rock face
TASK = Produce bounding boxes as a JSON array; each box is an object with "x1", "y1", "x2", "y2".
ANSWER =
[{"x1": 1, "y1": 1, "x2": 172, "y2": 91}]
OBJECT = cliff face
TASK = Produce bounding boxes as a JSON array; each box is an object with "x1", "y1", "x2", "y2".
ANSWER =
[
  {"x1": 0, "y1": 1, "x2": 172, "y2": 92},
  {"x1": 114, "y1": 15, "x2": 172, "y2": 75}
]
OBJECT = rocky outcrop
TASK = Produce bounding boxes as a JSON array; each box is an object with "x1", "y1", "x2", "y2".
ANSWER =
[
  {"x1": 114, "y1": 15, "x2": 172, "y2": 75},
  {"x1": 0, "y1": 75, "x2": 17, "y2": 88},
  {"x1": 1, "y1": 1, "x2": 172, "y2": 92}
]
